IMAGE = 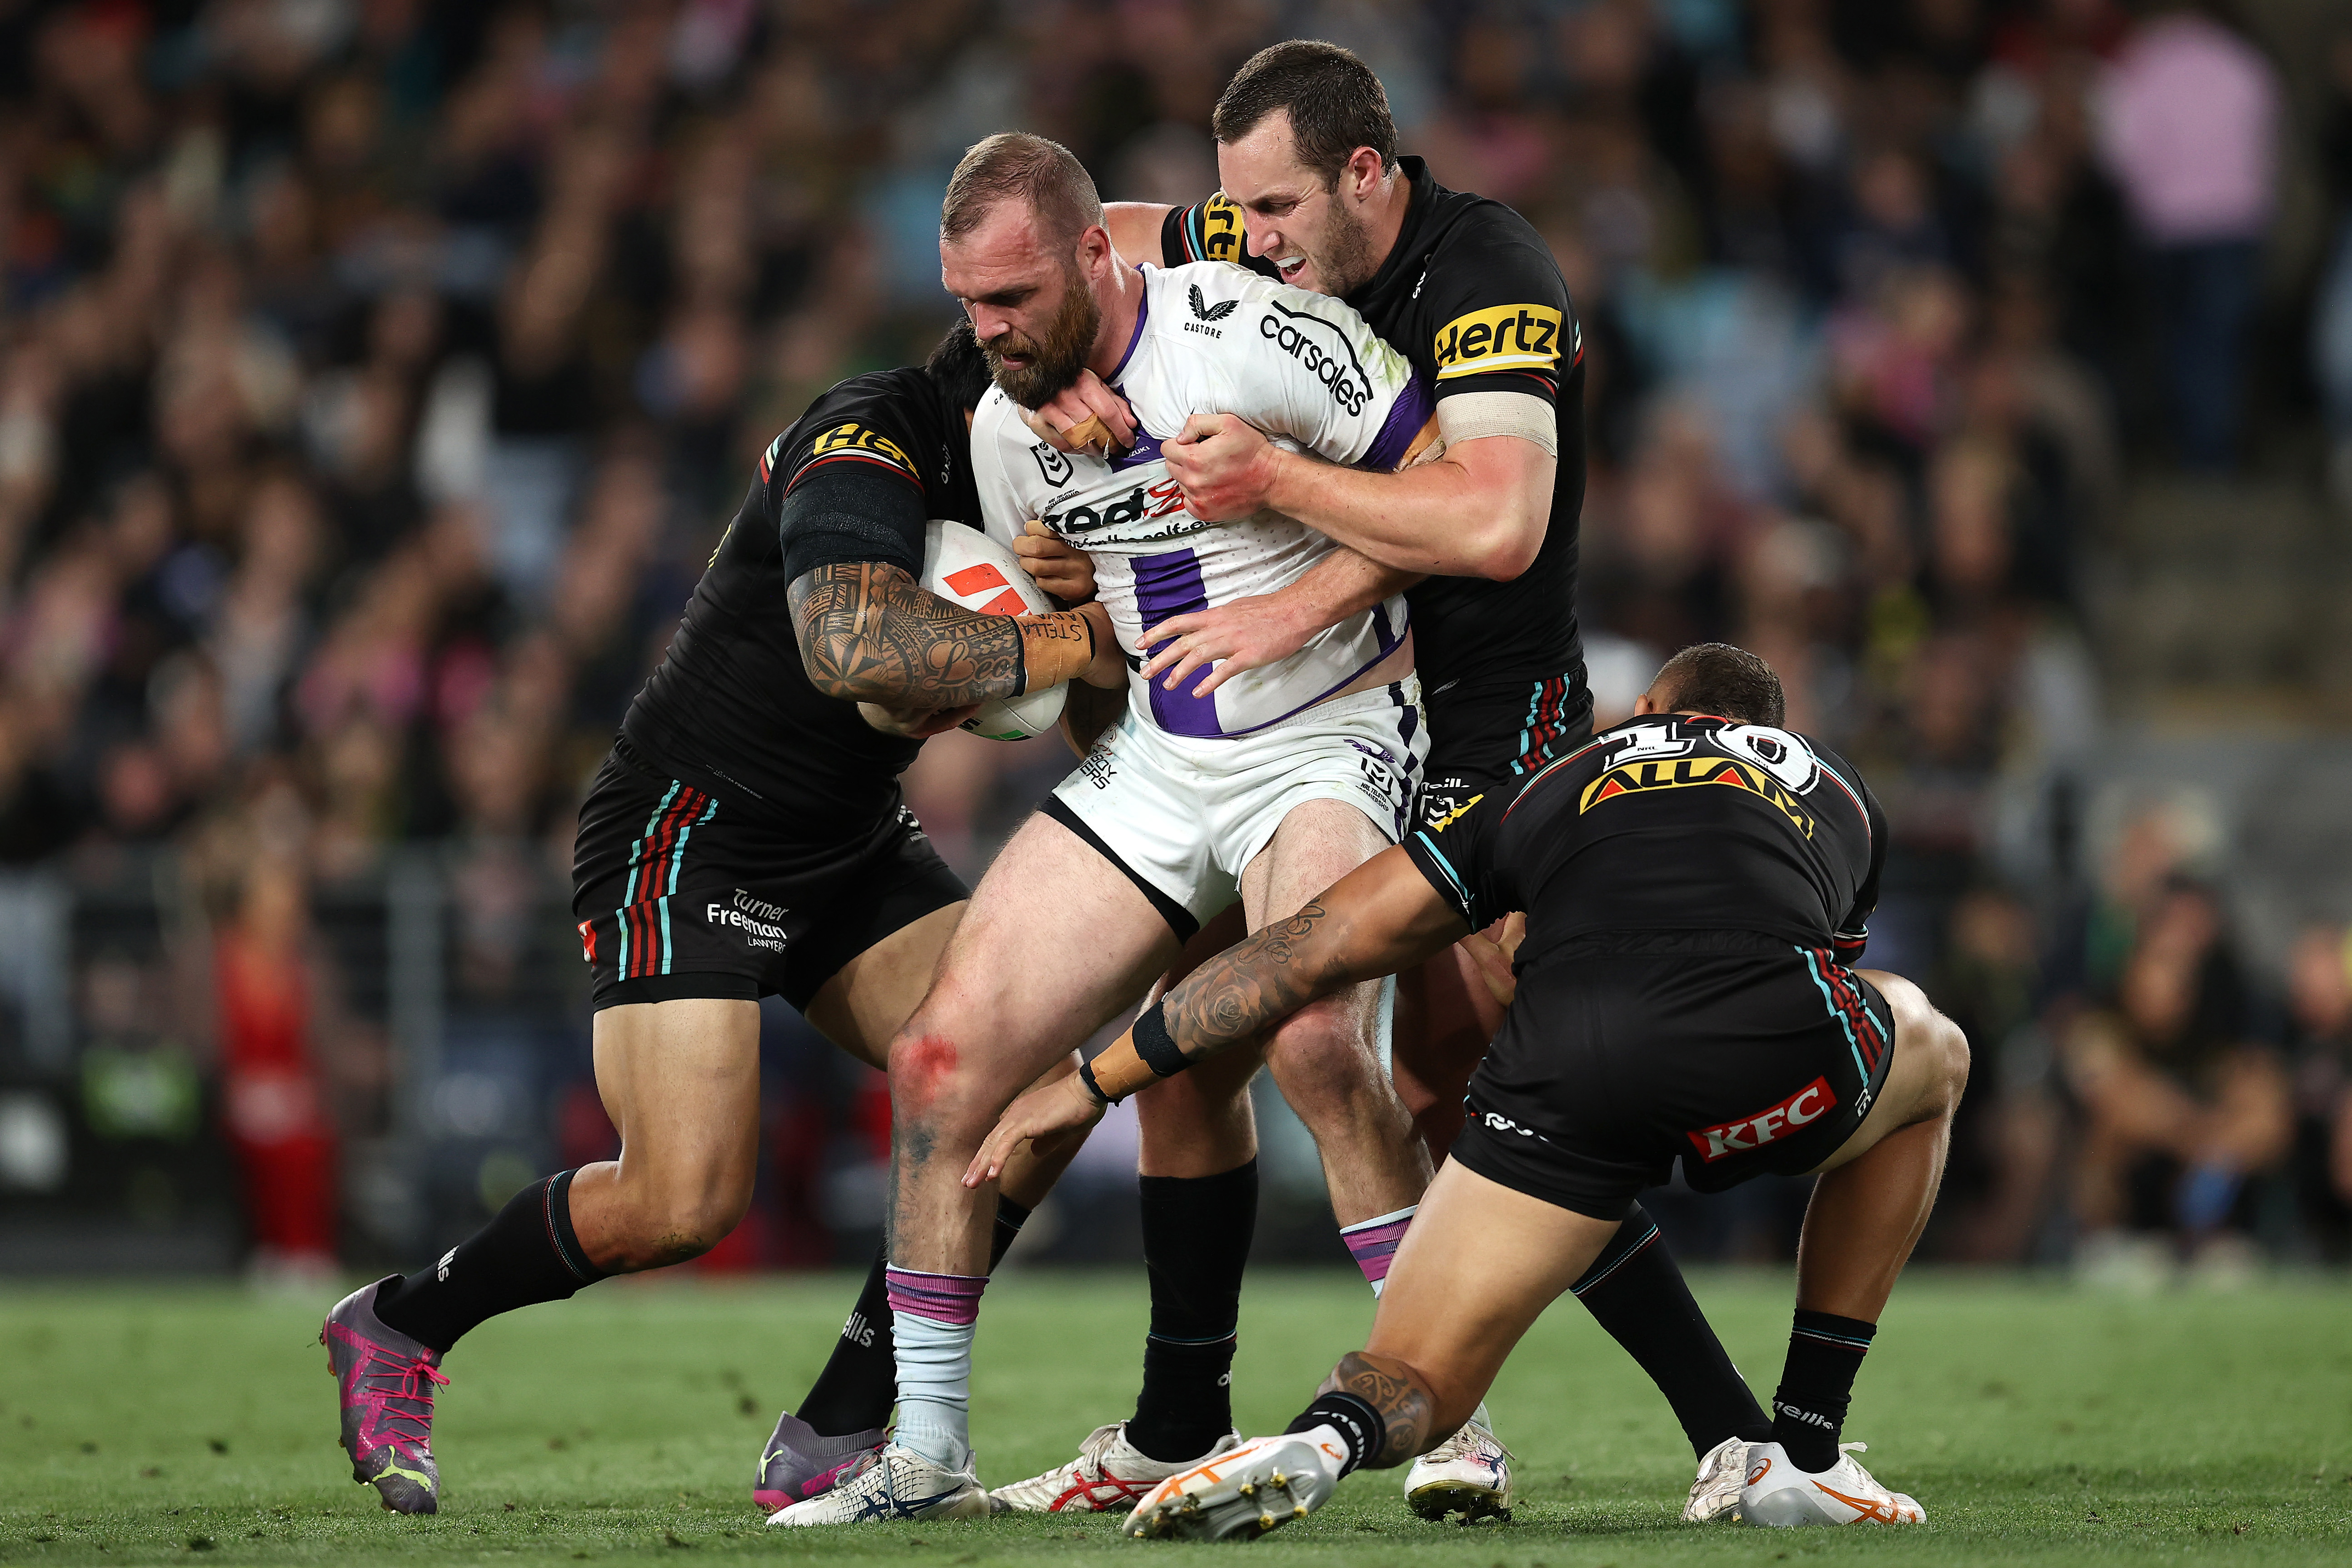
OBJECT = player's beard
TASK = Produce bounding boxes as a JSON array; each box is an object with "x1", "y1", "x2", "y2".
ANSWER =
[
  {"x1": 1311, "y1": 196, "x2": 1379, "y2": 299},
  {"x1": 984, "y1": 268, "x2": 1103, "y2": 408}
]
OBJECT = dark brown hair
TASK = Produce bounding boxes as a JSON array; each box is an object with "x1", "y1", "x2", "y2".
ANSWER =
[
  {"x1": 940, "y1": 132, "x2": 1104, "y2": 249},
  {"x1": 1211, "y1": 40, "x2": 1397, "y2": 187},
  {"x1": 1649, "y1": 643, "x2": 1786, "y2": 727}
]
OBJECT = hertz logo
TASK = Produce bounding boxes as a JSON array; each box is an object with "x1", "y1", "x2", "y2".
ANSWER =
[
  {"x1": 1200, "y1": 193, "x2": 1243, "y2": 262},
  {"x1": 1433, "y1": 303, "x2": 1563, "y2": 380},
  {"x1": 1578, "y1": 756, "x2": 1814, "y2": 838}
]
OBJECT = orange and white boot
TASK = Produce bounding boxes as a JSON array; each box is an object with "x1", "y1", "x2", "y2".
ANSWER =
[{"x1": 1739, "y1": 1440, "x2": 1924, "y2": 1527}]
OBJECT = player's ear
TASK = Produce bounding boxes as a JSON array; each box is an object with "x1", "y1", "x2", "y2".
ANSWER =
[
  {"x1": 1077, "y1": 224, "x2": 1112, "y2": 276},
  {"x1": 1632, "y1": 689, "x2": 1660, "y2": 716}
]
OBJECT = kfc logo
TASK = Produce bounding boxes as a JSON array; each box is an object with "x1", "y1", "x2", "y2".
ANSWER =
[{"x1": 1687, "y1": 1076, "x2": 1833, "y2": 1163}]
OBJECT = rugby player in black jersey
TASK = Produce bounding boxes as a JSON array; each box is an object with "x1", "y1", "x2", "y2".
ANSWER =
[
  {"x1": 316, "y1": 324, "x2": 1124, "y2": 1516},
  {"x1": 995, "y1": 41, "x2": 1771, "y2": 1523},
  {"x1": 973, "y1": 644, "x2": 1972, "y2": 1536}
]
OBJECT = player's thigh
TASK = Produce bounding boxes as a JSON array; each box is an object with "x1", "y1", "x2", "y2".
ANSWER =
[
  {"x1": 804, "y1": 900, "x2": 965, "y2": 1071},
  {"x1": 591, "y1": 997, "x2": 764, "y2": 1193},
  {"x1": 1811, "y1": 969, "x2": 1969, "y2": 1175},
  {"x1": 1366, "y1": 1160, "x2": 1618, "y2": 1413},
  {"x1": 903, "y1": 810, "x2": 1183, "y2": 1116}
]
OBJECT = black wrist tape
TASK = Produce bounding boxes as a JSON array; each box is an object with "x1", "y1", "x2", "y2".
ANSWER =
[
  {"x1": 1078, "y1": 1059, "x2": 1112, "y2": 1106},
  {"x1": 1287, "y1": 1391, "x2": 1384, "y2": 1476},
  {"x1": 1132, "y1": 999, "x2": 1188, "y2": 1079}
]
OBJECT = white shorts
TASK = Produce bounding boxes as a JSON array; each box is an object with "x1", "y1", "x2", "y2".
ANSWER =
[{"x1": 1044, "y1": 677, "x2": 1428, "y2": 937}]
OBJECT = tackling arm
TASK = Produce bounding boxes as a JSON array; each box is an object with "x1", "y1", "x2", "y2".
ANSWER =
[
  {"x1": 963, "y1": 848, "x2": 1468, "y2": 1184},
  {"x1": 787, "y1": 561, "x2": 1112, "y2": 709}
]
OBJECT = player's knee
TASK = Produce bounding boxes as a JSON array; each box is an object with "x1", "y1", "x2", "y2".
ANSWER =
[
  {"x1": 1264, "y1": 1006, "x2": 1387, "y2": 1132},
  {"x1": 887, "y1": 1019, "x2": 1019, "y2": 1143}
]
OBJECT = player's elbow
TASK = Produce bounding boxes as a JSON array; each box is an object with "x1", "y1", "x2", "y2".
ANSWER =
[{"x1": 1461, "y1": 511, "x2": 1544, "y2": 581}]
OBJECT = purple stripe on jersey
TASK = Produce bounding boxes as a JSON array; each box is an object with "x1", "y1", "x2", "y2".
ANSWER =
[
  {"x1": 1339, "y1": 1207, "x2": 1417, "y2": 1287},
  {"x1": 1109, "y1": 425, "x2": 1165, "y2": 470},
  {"x1": 1109, "y1": 283, "x2": 1150, "y2": 381},
  {"x1": 884, "y1": 1267, "x2": 987, "y2": 1327},
  {"x1": 1361, "y1": 373, "x2": 1435, "y2": 472},
  {"x1": 1134, "y1": 548, "x2": 1223, "y2": 737}
]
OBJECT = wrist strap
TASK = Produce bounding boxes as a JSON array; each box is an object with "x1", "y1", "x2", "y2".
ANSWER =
[
  {"x1": 1131, "y1": 999, "x2": 1187, "y2": 1078},
  {"x1": 1015, "y1": 609, "x2": 1096, "y2": 694},
  {"x1": 1077, "y1": 1059, "x2": 1111, "y2": 1107}
]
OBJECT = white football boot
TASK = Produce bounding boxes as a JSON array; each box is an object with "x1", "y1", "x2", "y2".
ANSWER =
[
  {"x1": 1683, "y1": 1434, "x2": 1751, "y2": 1522},
  {"x1": 1739, "y1": 1440, "x2": 1924, "y2": 1527},
  {"x1": 1403, "y1": 1408, "x2": 1514, "y2": 1522},
  {"x1": 764, "y1": 1442, "x2": 988, "y2": 1525},
  {"x1": 989, "y1": 1422, "x2": 1240, "y2": 1514},
  {"x1": 1122, "y1": 1429, "x2": 1345, "y2": 1541}
]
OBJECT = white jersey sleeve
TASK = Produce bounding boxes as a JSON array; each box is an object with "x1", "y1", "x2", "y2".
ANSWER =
[{"x1": 969, "y1": 390, "x2": 1032, "y2": 554}]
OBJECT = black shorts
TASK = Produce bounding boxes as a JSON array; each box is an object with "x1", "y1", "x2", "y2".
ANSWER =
[
  {"x1": 571, "y1": 738, "x2": 967, "y2": 1014},
  {"x1": 1413, "y1": 670, "x2": 1593, "y2": 834},
  {"x1": 1450, "y1": 931, "x2": 1895, "y2": 1219}
]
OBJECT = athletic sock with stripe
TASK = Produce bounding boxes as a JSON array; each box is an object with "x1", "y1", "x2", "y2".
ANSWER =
[
  {"x1": 373, "y1": 1169, "x2": 607, "y2": 1353},
  {"x1": 885, "y1": 1268, "x2": 986, "y2": 1473},
  {"x1": 796, "y1": 1198, "x2": 1030, "y2": 1438},
  {"x1": 1127, "y1": 1160, "x2": 1256, "y2": 1463},
  {"x1": 1569, "y1": 1202, "x2": 1774, "y2": 1455},
  {"x1": 1771, "y1": 1308, "x2": 1876, "y2": 1472}
]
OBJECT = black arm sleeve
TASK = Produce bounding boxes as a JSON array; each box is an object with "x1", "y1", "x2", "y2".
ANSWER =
[
  {"x1": 776, "y1": 461, "x2": 929, "y2": 585},
  {"x1": 1401, "y1": 787, "x2": 1512, "y2": 931}
]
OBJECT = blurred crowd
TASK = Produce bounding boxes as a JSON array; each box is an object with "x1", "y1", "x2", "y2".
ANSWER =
[{"x1": 2, "y1": 0, "x2": 2350, "y2": 1281}]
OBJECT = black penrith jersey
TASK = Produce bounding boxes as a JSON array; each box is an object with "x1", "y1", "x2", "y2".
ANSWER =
[
  {"x1": 1403, "y1": 713, "x2": 1886, "y2": 969},
  {"x1": 623, "y1": 367, "x2": 979, "y2": 824},
  {"x1": 1164, "y1": 157, "x2": 1587, "y2": 708}
]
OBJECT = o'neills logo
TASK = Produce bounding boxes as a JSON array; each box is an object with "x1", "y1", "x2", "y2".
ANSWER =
[
  {"x1": 708, "y1": 889, "x2": 789, "y2": 951},
  {"x1": 1687, "y1": 1076, "x2": 1833, "y2": 1163}
]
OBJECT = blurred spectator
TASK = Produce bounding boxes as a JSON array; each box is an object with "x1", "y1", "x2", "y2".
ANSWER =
[
  {"x1": 2312, "y1": 28, "x2": 2352, "y2": 503},
  {"x1": 2062, "y1": 882, "x2": 2291, "y2": 1276},
  {"x1": 215, "y1": 856, "x2": 337, "y2": 1283},
  {"x1": 2095, "y1": 3, "x2": 2279, "y2": 471},
  {"x1": 2285, "y1": 926, "x2": 2352, "y2": 1258}
]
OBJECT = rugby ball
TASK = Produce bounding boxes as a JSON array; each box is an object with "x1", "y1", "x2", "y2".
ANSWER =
[{"x1": 921, "y1": 520, "x2": 1068, "y2": 742}]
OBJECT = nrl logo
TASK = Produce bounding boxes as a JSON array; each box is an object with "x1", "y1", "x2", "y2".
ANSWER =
[{"x1": 1030, "y1": 442, "x2": 1073, "y2": 485}]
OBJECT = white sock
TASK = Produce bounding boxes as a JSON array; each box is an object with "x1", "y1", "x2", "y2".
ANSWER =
[
  {"x1": 1340, "y1": 1204, "x2": 1417, "y2": 1300},
  {"x1": 891, "y1": 1312, "x2": 974, "y2": 1472}
]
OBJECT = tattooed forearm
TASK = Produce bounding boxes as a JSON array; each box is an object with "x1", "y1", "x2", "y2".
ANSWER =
[
  {"x1": 1164, "y1": 901, "x2": 1345, "y2": 1060},
  {"x1": 1327, "y1": 1352, "x2": 1438, "y2": 1469},
  {"x1": 789, "y1": 562, "x2": 1024, "y2": 708}
]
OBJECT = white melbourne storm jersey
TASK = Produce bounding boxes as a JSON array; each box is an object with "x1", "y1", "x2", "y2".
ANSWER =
[{"x1": 971, "y1": 262, "x2": 1433, "y2": 739}]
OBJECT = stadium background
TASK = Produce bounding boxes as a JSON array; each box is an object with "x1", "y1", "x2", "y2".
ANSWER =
[{"x1": 0, "y1": 0, "x2": 2349, "y2": 1290}]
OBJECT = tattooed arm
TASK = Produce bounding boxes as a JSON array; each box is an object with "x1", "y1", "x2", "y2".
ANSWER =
[
  {"x1": 963, "y1": 847, "x2": 1467, "y2": 1186},
  {"x1": 786, "y1": 561, "x2": 1116, "y2": 710}
]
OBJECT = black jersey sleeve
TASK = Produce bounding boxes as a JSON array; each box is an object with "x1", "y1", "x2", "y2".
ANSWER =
[
  {"x1": 1162, "y1": 193, "x2": 1277, "y2": 276},
  {"x1": 761, "y1": 396, "x2": 934, "y2": 584},
  {"x1": 1830, "y1": 759, "x2": 1888, "y2": 965},
  {"x1": 1401, "y1": 785, "x2": 1515, "y2": 932},
  {"x1": 775, "y1": 462, "x2": 928, "y2": 584},
  {"x1": 1422, "y1": 213, "x2": 1579, "y2": 405}
]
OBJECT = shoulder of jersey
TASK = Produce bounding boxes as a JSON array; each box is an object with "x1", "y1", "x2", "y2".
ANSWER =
[{"x1": 1419, "y1": 201, "x2": 1577, "y2": 385}]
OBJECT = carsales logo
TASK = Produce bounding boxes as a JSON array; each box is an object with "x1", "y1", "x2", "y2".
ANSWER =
[{"x1": 1686, "y1": 1076, "x2": 1833, "y2": 1163}]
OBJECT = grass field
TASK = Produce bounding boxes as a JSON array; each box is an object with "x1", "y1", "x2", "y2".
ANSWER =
[{"x1": 1, "y1": 1269, "x2": 2348, "y2": 1565}]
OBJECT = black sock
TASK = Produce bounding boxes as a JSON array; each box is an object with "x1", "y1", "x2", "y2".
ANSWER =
[
  {"x1": 1570, "y1": 1203, "x2": 1773, "y2": 1456},
  {"x1": 795, "y1": 1197, "x2": 1034, "y2": 1438},
  {"x1": 1287, "y1": 1391, "x2": 1382, "y2": 1476},
  {"x1": 1128, "y1": 1159, "x2": 1257, "y2": 1463},
  {"x1": 373, "y1": 1170, "x2": 604, "y2": 1353},
  {"x1": 1771, "y1": 1309, "x2": 1876, "y2": 1472}
]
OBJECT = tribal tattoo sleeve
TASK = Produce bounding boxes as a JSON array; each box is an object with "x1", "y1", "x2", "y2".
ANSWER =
[{"x1": 788, "y1": 561, "x2": 1025, "y2": 709}]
